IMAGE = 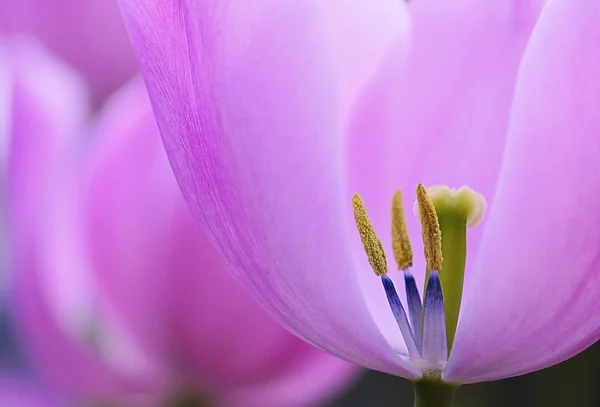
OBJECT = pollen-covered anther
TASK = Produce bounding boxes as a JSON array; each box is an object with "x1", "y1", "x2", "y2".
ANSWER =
[
  {"x1": 352, "y1": 193, "x2": 388, "y2": 276},
  {"x1": 415, "y1": 184, "x2": 443, "y2": 271},
  {"x1": 391, "y1": 190, "x2": 413, "y2": 270}
]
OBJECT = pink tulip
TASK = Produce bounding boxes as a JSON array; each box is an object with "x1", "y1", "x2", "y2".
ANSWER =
[
  {"x1": 118, "y1": 0, "x2": 600, "y2": 402},
  {"x1": 3, "y1": 37, "x2": 357, "y2": 407},
  {"x1": 4, "y1": 36, "x2": 162, "y2": 406},
  {"x1": 0, "y1": 0, "x2": 137, "y2": 103}
]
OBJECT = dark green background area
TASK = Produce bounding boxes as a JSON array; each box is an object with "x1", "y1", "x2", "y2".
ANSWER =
[{"x1": 328, "y1": 342, "x2": 600, "y2": 407}]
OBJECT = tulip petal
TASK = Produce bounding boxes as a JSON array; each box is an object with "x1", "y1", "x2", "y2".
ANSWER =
[
  {"x1": 3, "y1": 38, "x2": 160, "y2": 404},
  {"x1": 0, "y1": 375, "x2": 61, "y2": 407},
  {"x1": 174, "y1": 223, "x2": 357, "y2": 390},
  {"x1": 344, "y1": 0, "x2": 541, "y2": 352},
  {"x1": 445, "y1": 0, "x2": 600, "y2": 382},
  {"x1": 0, "y1": 55, "x2": 10, "y2": 175},
  {"x1": 15, "y1": 259, "x2": 160, "y2": 403},
  {"x1": 2, "y1": 35, "x2": 90, "y2": 276},
  {"x1": 83, "y1": 79, "x2": 177, "y2": 374},
  {"x1": 85, "y1": 79, "x2": 360, "y2": 400},
  {"x1": 392, "y1": 0, "x2": 542, "y2": 282},
  {"x1": 507, "y1": 0, "x2": 548, "y2": 32},
  {"x1": 215, "y1": 353, "x2": 358, "y2": 407},
  {"x1": 120, "y1": 0, "x2": 418, "y2": 376},
  {"x1": 0, "y1": 0, "x2": 138, "y2": 102}
]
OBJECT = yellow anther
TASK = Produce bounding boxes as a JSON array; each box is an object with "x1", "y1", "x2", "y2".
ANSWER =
[
  {"x1": 415, "y1": 184, "x2": 443, "y2": 271},
  {"x1": 391, "y1": 190, "x2": 413, "y2": 269},
  {"x1": 352, "y1": 194, "x2": 388, "y2": 276}
]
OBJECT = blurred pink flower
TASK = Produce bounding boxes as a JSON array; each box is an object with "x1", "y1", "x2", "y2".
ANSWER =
[
  {"x1": 0, "y1": 0, "x2": 137, "y2": 103},
  {"x1": 2, "y1": 37, "x2": 357, "y2": 407},
  {"x1": 119, "y1": 0, "x2": 600, "y2": 386},
  {"x1": 0, "y1": 375, "x2": 62, "y2": 407}
]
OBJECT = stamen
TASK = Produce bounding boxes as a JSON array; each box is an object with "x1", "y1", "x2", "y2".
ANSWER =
[
  {"x1": 422, "y1": 271, "x2": 447, "y2": 366},
  {"x1": 391, "y1": 190, "x2": 413, "y2": 269},
  {"x1": 391, "y1": 190, "x2": 423, "y2": 351},
  {"x1": 381, "y1": 275, "x2": 421, "y2": 361},
  {"x1": 403, "y1": 268, "x2": 423, "y2": 352},
  {"x1": 352, "y1": 193, "x2": 388, "y2": 276},
  {"x1": 415, "y1": 184, "x2": 443, "y2": 271}
]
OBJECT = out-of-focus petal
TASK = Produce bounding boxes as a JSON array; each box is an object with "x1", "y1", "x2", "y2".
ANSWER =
[
  {"x1": 0, "y1": 0, "x2": 137, "y2": 102},
  {"x1": 0, "y1": 375, "x2": 62, "y2": 407},
  {"x1": 15, "y1": 259, "x2": 159, "y2": 404},
  {"x1": 82, "y1": 78, "x2": 361, "y2": 404},
  {"x1": 507, "y1": 0, "x2": 548, "y2": 31},
  {"x1": 3, "y1": 35, "x2": 90, "y2": 278},
  {"x1": 119, "y1": 0, "x2": 418, "y2": 376},
  {"x1": 445, "y1": 0, "x2": 600, "y2": 382},
  {"x1": 344, "y1": 0, "x2": 541, "y2": 349},
  {"x1": 174, "y1": 217, "x2": 360, "y2": 394},
  {"x1": 84, "y1": 80, "x2": 358, "y2": 400},
  {"x1": 215, "y1": 353, "x2": 359, "y2": 407},
  {"x1": 0, "y1": 50, "x2": 10, "y2": 176},
  {"x1": 4, "y1": 38, "x2": 160, "y2": 405},
  {"x1": 321, "y1": 0, "x2": 409, "y2": 119},
  {"x1": 83, "y1": 79, "x2": 176, "y2": 374}
]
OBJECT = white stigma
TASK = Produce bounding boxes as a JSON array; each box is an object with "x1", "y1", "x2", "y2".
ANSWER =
[{"x1": 413, "y1": 185, "x2": 487, "y2": 228}]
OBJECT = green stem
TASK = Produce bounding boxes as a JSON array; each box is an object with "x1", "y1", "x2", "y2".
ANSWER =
[{"x1": 413, "y1": 379, "x2": 458, "y2": 407}]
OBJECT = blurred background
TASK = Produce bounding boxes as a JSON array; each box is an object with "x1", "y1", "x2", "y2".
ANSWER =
[
  {"x1": 3, "y1": 306, "x2": 600, "y2": 407},
  {"x1": 0, "y1": 1, "x2": 598, "y2": 407}
]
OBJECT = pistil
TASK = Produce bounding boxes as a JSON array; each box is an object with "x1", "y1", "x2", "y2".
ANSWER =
[{"x1": 416, "y1": 186, "x2": 486, "y2": 350}]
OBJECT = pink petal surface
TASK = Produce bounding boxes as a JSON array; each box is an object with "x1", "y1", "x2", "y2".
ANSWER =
[
  {"x1": 120, "y1": 0, "x2": 419, "y2": 377},
  {"x1": 0, "y1": 0, "x2": 137, "y2": 102},
  {"x1": 85, "y1": 79, "x2": 359, "y2": 404},
  {"x1": 0, "y1": 375, "x2": 61, "y2": 407},
  {"x1": 84, "y1": 79, "x2": 176, "y2": 375},
  {"x1": 15, "y1": 260, "x2": 159, "y2": 405},
  {"x1": 445, "y1": 0, "x2": 600, "y2": 382},
  {"x1": 215, "y1": 354, "x2": 359, "y2": 407},
  {"x1": 4, "y1": 37, "x2": 358, "y2": 406},
  {"x1": 4, "y1": 39, "x2": 160, "y2": 405},
  {"x1": 3, "y1": 36, "x2": 89, "y2": 257},
  {"x1": 345, "y1": 0, "x2": 541, "y2": 353},
  {"x1": 178, "y1": 241, "x2": 360, "y2": 407}
]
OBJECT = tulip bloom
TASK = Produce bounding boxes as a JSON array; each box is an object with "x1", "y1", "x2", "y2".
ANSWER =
[
  {"x1": 120, "y1": 0, "x2": 600, "y2": 404},
  {"x1": 3, "y1": 37, "x2": 357, "y2": 407},
  {"x1": 0, "y1": 0, "x2": 137, "y2": 102},
  {"x1": 4, "y1": 36, "x2": 162, "y2": 407}
]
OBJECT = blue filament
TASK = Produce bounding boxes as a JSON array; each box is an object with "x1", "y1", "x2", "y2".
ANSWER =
[
  {"x1": 403, "y1": 268, "x2": 423, "y2": 352},
  {"x1": 381, "y1": 275, "x2": 421, "y2": 360},
  {"x1": 422, "y1": 271, "x2": 447, "y2": 365}
]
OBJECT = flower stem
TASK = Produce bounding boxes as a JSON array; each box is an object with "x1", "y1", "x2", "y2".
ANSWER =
[{"x1": 413, "y1": 379, "x2": 458, "y2": 407}]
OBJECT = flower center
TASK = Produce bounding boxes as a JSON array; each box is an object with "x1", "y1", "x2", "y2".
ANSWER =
[{"x1": 352, "y1": 184, "x2": 486, "y2": 374}]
